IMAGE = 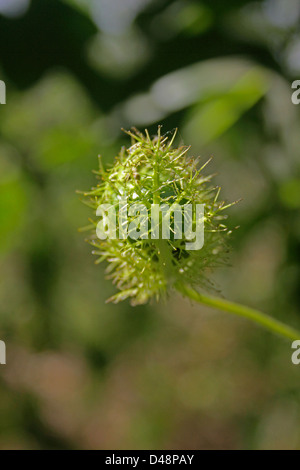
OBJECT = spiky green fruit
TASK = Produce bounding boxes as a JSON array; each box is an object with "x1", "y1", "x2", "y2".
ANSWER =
[{"x1": 80, "y1": 127, "x2": 233, "y2": 305}]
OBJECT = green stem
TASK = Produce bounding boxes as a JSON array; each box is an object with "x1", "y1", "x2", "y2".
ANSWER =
[{"x1": 175, "y1": 283, "x2": 300, "y2": 341}]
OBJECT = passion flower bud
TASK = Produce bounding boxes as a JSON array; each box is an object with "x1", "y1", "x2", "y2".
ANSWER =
[{"x1": 79, "y1": 127, "x2": 233, "y2": 306}]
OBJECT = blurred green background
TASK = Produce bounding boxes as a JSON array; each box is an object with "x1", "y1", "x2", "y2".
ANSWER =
[{"x1": 0, "y1": 0, "x2": 300, "y2": 450}]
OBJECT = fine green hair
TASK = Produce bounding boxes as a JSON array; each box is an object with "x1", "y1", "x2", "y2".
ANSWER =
[{"x1": 80, "y1": 127, "x2": 234, "y2": 305}]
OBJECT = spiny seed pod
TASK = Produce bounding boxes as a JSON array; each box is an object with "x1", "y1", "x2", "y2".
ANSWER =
[{"x1": 79, "y1": 127, "x2": 234, "y2": 306}]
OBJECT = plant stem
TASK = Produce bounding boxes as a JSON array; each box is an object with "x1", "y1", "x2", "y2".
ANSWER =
[{"x1": 175, "y1": 283, "x2": 300, "y2": 341}]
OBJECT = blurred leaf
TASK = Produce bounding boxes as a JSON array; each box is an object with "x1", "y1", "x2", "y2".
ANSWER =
[
  {"x1": 184, "y1": 68, "x2": 270, "y2": 145},
  {"x1": 0, "y1": 177, "x2": 27, "y2": 252},
  {"x1": 38, "y1": 128, "x2": 95, "y2": 169},
  {"x1": 279, "y1": 179, "x2": 300, "y2": 209}
]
